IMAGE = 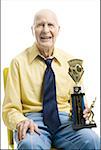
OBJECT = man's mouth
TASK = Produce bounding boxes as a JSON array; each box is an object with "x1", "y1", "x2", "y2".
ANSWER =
[{"x1": 40, "y1": 36, "x2": 52, "y2": 40}]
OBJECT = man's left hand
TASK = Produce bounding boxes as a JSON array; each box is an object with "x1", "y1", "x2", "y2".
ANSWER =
[{"x1": 83, "y1": 105, "x2": 91, "y2": 120}]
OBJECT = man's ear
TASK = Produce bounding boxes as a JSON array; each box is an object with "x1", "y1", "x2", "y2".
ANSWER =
[
  {"x1": 31, "y1": 25, "x2": 34, "y2": 36},
  {"x1": 58, "y1": 26, "x2": 60, "y2": 32},
  {"x1": 57, "y1": 26, "x2": 60, "y2": 35}
]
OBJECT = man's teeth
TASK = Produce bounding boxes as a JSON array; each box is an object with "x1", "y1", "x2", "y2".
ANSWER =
[{"x1": 41, "y1": 37, "x2": 52, "y2": 39}]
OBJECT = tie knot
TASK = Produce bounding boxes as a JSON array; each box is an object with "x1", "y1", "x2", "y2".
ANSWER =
[{"x1": 45, "y1": 58, "x2": 53, "y2": 67}]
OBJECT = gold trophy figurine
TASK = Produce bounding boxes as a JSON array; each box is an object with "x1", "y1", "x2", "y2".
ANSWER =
[
  {"x1": 68, "y1": 59, "x2": 97, "y2": 130},
  {"x1": 86, "y1": 97, "x2": 97, "y2": 125}
]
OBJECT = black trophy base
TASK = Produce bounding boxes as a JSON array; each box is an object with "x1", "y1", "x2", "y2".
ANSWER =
[{"x1": 72, "y1": 123, "x2": 97, "y2": 130}]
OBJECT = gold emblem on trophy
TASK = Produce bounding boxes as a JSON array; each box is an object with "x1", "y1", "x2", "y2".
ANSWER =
[{"x1": 68, "y1": 59, "x2": 97, "y2": 130}]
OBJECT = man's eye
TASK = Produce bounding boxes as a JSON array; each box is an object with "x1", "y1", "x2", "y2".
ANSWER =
[
  {"x1": 48, "y1": 23, "x2": 54, "y2": 27},
  {"x1": 36, "y1": 24, "x2": 44, "y2": 27}
]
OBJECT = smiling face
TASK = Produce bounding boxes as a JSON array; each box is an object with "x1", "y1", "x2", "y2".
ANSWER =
[{"x1": 32, "y1": 10, "x2": 60, "y2": 52}]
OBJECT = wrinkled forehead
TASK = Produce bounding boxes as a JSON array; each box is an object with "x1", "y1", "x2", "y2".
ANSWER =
[{"x1": 34, "y1": 10, "x2": 59, "y2": 25}]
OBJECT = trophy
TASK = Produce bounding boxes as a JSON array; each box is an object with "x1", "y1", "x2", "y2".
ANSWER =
[{"x1": 68, "y1": 59, "x2": 97, "y2": 130}]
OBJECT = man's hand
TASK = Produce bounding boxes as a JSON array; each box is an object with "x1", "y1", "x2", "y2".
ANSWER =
[
  {"x1": 83, "y1": 104, "x2": 91, "y2": 120},
  {"x1": 16, "y1": 120, "x2": 40, "y2": 141}
]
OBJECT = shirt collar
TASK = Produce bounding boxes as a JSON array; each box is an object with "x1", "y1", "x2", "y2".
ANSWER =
[
  {"x1": 28, "y1": 43, "x2": 41, "y2": 64},
  {"x1": 53, "y1": 47, "x2": 62, "y2": 65},
  {"x1": 28, "y1": 42, "x2": 62, "y2": 65}
]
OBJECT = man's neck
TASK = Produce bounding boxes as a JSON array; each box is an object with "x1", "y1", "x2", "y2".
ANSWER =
[
  {"x1": 40, "y1": 50, "x2": 53, "y2": 58},
  {"x1": 36, "y1": 44, "x2": 54, "y2": 58}
]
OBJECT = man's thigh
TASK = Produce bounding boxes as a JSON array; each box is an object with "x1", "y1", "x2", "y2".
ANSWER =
[{"x1": 53, "y1": 112, "x2": 100, "y2": 150}]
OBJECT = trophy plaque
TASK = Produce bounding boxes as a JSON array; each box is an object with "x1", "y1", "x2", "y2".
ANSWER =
[{"x1": 68, "y1": 59, "x2": 97, "y2": 130}]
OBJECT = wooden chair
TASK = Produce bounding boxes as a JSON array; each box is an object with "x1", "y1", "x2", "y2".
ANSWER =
[
  {"x1": 3, "y1": 68, "x2": 14, "y2": 149},
  {"x1": 3, "y1": 67, "x2": 57, "y2": 150}
]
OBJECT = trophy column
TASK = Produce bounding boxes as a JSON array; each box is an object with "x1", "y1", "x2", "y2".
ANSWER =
[{"x1": 72, "y1": 91, "x2": 85, "y2": 129}]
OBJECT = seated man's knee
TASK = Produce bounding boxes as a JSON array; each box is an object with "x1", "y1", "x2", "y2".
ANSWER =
[
  {"x1": 80, "y1": 129, "x2": 100, "y2": 149},
  {"x1": 17, "y1": 134, "x2": 40, "y2": 149}
]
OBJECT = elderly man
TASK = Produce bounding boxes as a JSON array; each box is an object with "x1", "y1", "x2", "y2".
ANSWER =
[{"x1": 2, "y1": 9, "x2": 100, "y2": 149}]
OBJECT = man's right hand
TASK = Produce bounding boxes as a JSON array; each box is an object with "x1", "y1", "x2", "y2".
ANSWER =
[{"x1": 16, "y1": 120, "x2": 40, "y2": 141}]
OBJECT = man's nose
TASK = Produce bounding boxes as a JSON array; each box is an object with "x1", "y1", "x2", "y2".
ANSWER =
[{"x1": 43, "y1": 24, "x2": 49, "y2": 33}]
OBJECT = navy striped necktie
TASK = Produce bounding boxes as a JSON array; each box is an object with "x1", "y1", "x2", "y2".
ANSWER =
[{"x1": 43, "y1": 58, "x2": 61, "y2": 134}]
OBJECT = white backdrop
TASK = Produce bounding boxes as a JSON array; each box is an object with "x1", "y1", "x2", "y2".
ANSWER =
[{"x1": 1, "y1": 0, "x2": 100, "y2": 149}]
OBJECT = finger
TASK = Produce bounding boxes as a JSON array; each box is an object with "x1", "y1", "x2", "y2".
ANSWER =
[
  {"x1": 83, "y1": 108, "x2": 90, "y2": 114},
  {"x1": 83, "y1": 114, "x2": 88, "y2": 118},
  {"x1": 83, "y1": 114, "x2": 89, "y2": 120},
  {"x1": 21, "y1": 120, "x2": 30, "y2": 139},
  {"x1": 17, "y1": 122, "x2": 24, "y2": 141},
  {"x1": 83, "y1": 109, "x2": 87, "y2": 114},
  {"x1": 85, "y1": 116, "x2": 89, "y2": 120},
  {"x1": 29, "y1": 121, "x2": 40, "y2": 135},
  {"x1": 83, "y1": 112, "x2": 91, "y2": 119},
  {"x1": 29, "y1": 120, "x2": 35, "y2": 134},
  {"x1": 33, "y1": 123, "x2": 40, "y2": 135}
]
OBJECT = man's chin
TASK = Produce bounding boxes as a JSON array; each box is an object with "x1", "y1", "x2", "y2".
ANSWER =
[{"x1": 38, "y1": 44, "x2": 53, "y2": 51}]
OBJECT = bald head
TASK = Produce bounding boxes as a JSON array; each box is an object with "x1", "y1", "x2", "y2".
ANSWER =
[
  {"x1": 31, "y1": 9, "x2": 60, "y2": 57},
  {"x1": 33, "y1": 9, "x2": 59, "y2": 26}
]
